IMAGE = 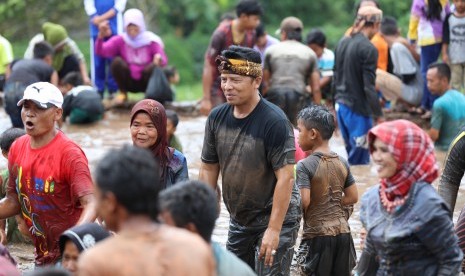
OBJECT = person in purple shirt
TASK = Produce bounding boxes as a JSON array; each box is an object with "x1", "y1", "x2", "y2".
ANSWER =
[{"x1": 95, "y1": 8, "x2": 167, "y2": 105}]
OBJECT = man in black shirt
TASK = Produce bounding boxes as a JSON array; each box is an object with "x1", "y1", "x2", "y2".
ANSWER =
[
  {"x1": 200, "y1": 45, "x2": 301, "y2": 275},
  {"x1": 333, "y1": 6, "x2": 383, "y2": 165}
]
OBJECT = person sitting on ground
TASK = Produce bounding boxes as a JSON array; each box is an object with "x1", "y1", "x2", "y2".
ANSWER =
[
  {"x1": 357, "y1": 119, "x2": 462, "y2": 275},
  {"x1": 58, "y1": 223, "x2": 110, "y2": 276},
  {"x1": 159, "y1": 180, "x2": 257, "y2": 276},
  {"x1": 78, "y1": 145, "x2": 215, "y2": 275},
  {"x1": 39, "y1": 22, "x2": 91, "y2": 85},
  {"x1": 294, "y1": 105, "x2": 358, "y2": 275},
  {"x1": 4, "y1": 41, "x2": 58, "y2": 128},
  {"x1": 96, "y1": 8, "x2": 168, "y2": 105},
  {"x1": 426, "y1": 62, "x2": 465, "y2": 151},
  {"x1": 130, "y1": 99, "x2": 188, "y2": 188},
  {"x1": 0, "y1": 128, "x2": 30, "y2": 245},
  {"x1": 306, "y1": 29, "x2": 335, "y2": 108},
  {"x1": 165, "y1": 109, "x2": 183, "y2": 153},
  {"x1": 58, "y1": 72, "x2": 104, "y2": 127},
  {"x1": 375, "y1": 16, "x2": 423, "y2": 109}
]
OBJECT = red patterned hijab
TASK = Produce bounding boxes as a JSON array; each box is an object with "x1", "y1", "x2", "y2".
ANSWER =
[
  {"x1": 368, "y1": 120, "x2": 438, "y2": 201},
  {"x1": 130, "y1": 99, "x2": 169, "y2": 168}
]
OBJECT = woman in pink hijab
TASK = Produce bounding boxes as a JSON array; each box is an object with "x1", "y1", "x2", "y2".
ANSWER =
[{"x1": 95, "y1": 8, "x2": 168, "y2": 104}]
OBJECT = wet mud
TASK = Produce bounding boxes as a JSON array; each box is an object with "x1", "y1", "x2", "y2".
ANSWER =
[{"x1": 0, "y1": 107, "x2": 464, "y2": 273}]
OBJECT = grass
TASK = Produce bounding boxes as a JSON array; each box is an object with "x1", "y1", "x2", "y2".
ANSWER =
[{"x1": 11, "y1": 39, "x2": 203, "y2": 102}]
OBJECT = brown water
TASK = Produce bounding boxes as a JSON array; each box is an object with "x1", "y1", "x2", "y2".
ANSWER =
[{"x1": 1, "y1": 108, "x2": 465, "y2": 272}]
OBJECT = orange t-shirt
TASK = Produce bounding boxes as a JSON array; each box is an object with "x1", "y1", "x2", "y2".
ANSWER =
[{"x1": 344, "y1": 28, "x2": 389, "y2": 71}]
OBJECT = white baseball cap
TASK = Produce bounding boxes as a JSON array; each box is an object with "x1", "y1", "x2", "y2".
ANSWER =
[{"x1": 17, "y1": 82, "x2": 63, "y2": 109}]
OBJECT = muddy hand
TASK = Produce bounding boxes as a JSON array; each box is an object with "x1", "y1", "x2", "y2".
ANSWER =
[{"x1": 259, "y1": 227, "x2": 280, "y2": 267}]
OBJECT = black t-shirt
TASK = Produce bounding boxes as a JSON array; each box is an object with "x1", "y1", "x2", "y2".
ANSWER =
[
  {"x1": 7, "y1": 59, "x2": 54, "y2": 85},
  {"x1": 62, "y1": 86, "x2": 104, "y2": 120},
  {"x1": 201, "y1": 98, "x2": 300, "y2": 227}
]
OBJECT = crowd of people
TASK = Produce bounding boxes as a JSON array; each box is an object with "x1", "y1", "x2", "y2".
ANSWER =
[{"x1": 1, "y1": 0, "x2": 465, "y2": 275}]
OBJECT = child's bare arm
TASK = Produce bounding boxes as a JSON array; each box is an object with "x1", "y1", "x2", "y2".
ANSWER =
[
  {"x1": 342, "y1": 184, "x2": 358, "y2": 205},
  {"x1": 300, "y1": 188, "x2": 311, "y2": 211},
  {"x1": 441, "y1": 43, "x2": 449, "y2": 64}
]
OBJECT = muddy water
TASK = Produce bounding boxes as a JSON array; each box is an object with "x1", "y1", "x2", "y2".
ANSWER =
[{"x1": 1, "y1": 108, "x2": 465, "y2": 272}]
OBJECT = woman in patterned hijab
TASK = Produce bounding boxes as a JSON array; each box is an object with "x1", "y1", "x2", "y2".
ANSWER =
[{"x1": 357, "y1": 119, "x2": 462, "y2": 275}]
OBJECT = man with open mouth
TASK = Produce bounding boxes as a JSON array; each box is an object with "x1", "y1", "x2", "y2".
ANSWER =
[{"x1": 0, "y1": 82, "x2": 96, "y2": 267}]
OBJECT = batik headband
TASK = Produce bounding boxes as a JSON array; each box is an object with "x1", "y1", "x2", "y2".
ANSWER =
[{"x1": 216, "y1": 56, "x2": 262, "y2": 78}]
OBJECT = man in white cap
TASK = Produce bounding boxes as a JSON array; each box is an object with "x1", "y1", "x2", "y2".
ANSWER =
[
  {"x1": 262, "y1": 16, "x2": 321, "y2": 125},
  {"x1": 0, "y1": 82, "x2": 96, "y2": 267},
  {"x1": 333, "y1": 6, "x2": 384, "y2": 165}
]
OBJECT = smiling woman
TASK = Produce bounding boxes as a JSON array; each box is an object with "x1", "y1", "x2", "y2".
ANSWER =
[
  {"x1": 129, "y1": 99, "x2": 189, "y2": 189},
  {"x1": 357, "y1": 119, "x2": 463, "y2": 275}
]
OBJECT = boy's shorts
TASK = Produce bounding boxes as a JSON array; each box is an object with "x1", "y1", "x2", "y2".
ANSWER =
[{"x1": 294, "y1": 233, "x2": 355, "y2": 276}]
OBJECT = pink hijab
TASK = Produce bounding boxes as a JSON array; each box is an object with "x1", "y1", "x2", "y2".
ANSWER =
[{"x1": 122, "y1": 9, "x2": 164, "y2": 49}]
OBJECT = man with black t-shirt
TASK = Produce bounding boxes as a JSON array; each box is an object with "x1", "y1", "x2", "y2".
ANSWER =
[{"x1": 199, "y1": 45, "x2": 301, "y2": 275}]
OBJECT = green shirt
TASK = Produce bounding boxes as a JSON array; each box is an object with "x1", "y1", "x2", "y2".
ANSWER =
[
  {"x1": 431, "y1": 90, "x2": 465, "y2": 151},
  {"x1": 169, "y1": 134, "x2": 183, "y2": 153}
]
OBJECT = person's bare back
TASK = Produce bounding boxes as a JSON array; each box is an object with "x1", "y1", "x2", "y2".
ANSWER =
[{"x1": 77, "y1": 225, "x2": 215, "y2": 276}]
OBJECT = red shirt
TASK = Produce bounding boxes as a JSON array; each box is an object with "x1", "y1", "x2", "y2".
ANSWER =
[{"x1": 7, "y1": 131, "x2": 93, "y2": 265}]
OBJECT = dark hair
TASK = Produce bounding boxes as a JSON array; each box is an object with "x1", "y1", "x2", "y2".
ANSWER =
[
  {"x1": 426, "y1": 0, "x2": 443, "y2": 20},
  {"x1": 297, "y1": 105, "x2": 335, "y2": 140},
  {"x1": 428, "y1": 62, "x2": 451, "y2": 82},
  {"x1": 33, "y1": 41, "x2": 54, "y2": 59},
  {"x1": 220, "y1": 12, "x2": 236, "y2": 22},
  {"x1": 0, "y1": 128, "x2": 26, "y2": 153},
  {"x1": 236, "y1": 0, "x2": 263, "y2": 17},
  {"x1": 354, "y1": 0, "x2": 380, "y2": 15},
  {"x1": 163, "y1": 66, "x2": 178, "y2": 80},
  {"x1": 380, "y1": 16, "x2": 398, "y2": 36},
  {"x1": 165, "y1": 109, "x2": 179, "y2": 127},
  {"x1": 222, "y1": 45, "x2": 262, "y2": 65},
  {"x1": 286, "y1": 30, "x2": 302, "y2": 42},
  {"x1": 95, "y1": 145, "x2": 161, "y2": 220},
  {"x1": 306, "y1": 29, "x2": 326, "y2": 47},
  {"x1": 159, "y1": 181, "x2": 218, "y2": 243},
  {"x1": 255, "y1": 23, "x2": 266, "y2": 38},
  {"x1": 61, "y1": 72, "x2": 83, "y2": 87}
]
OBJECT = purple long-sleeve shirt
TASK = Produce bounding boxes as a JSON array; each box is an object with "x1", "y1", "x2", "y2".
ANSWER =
[
  {"x1": 408, "y1": 0, "x2": 450, "y2": 46},
  {"x1": 95, "y1": 35, "x2": 167, "y2": 80}
]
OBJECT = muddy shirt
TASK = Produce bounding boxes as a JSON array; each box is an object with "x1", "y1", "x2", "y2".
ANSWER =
[
  {"x1": 296, "y1": 152, "x2": 354, "y2": 239},
  {"x1": 201, "y1": 98, "x2": 298, "y2": 227},
  {"x1": 438, "y1": 126, "x2": 465, "y2": 212},
  {"x1": 264, "y1": 40, "x2": 318, "y2": 94},
  {"x1": 7, "y1": 132, "x2": 93, "y2": 265}
]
